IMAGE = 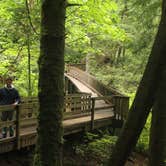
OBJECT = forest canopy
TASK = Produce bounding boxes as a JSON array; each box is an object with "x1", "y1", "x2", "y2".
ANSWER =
[{"x1": 0, "y1": 0, "x2": 161, "y2": 96}]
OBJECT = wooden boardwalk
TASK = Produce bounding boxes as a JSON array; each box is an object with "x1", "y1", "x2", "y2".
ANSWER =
[
  {"x1": 65, "y1": 74, "x2": 111, "y2": 109},
  {"x1": 0, "y1": 65, "x2": 129, "y2": 154},
  {"x1": 22, "y1": 108, "x2": 114, "y2": 136},
  {"x1": 0, "y1": 105, "x2": 114, "y2": 154}
]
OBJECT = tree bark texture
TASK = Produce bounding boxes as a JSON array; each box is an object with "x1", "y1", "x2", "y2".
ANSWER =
[
  {"x1": 38, "y1": 0, "x2": 65, "y2": 166},
  {"x1": 149, "y1": 3, "x2": 166, "y2": 163},
  {"x1": 109, "y1": 1, "x2": 166, "y2": 165},
  {"x1": 150, "y1": 67, "x2": 166, "y2": 166}
]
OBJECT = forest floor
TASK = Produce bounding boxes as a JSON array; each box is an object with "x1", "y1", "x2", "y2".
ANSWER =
[
  {"x1": 63, "y1": 147, "x2": 148, "y2": 166},
  {"x1": 0, "y1": 147, "x2": 148, "y2": 166},
  {"x1": 125, "y1": 153, "x2": 148, "y2": 166},
  {"x1": 0, "y1": 131, "x2": 148, "y2": 166}
]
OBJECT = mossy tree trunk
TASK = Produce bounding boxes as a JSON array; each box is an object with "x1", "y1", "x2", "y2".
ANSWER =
[
  {"x1": 37, "y1": 0, "x2": 65, "y2": 166},
  {"x1": 109, "y1": 1, "x2": 166, "y2": 165}
]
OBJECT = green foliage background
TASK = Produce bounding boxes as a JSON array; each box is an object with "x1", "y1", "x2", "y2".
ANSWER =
[
  {"x1": 0, "y1": 0, "x2": 161, "y2": 96},
  {"x1": 0, "y1": 0, "x2": 162, "y2": 155}
]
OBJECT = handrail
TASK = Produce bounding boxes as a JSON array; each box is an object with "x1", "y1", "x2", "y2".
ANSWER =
[
  {"x1": 0, "y1": 93, "x2": 92, "y2": 139},
  {"x1": 66, "y1": 63, "x2": 86, "y2": 71},
  {"x1": 0, "y1": 105, "x2": 16, "y2": 113},
  {"x1": 67, "y1": 65, "x2": 129, "y2": 119},
  {"x1": 91, "y1": 95, "x2": 128, "y2": 101},
  {"x1": 0, "y1": 93, "x2": 129, "y2": 152},
  {"x1": 0, "y1": 105, "x2": 20, "y2": 149},
  {"x1": 67, "y1": 66, "x2": 127, "y2": 97}
]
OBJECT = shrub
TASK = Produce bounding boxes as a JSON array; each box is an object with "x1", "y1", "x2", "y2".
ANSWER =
[{"x1": 75, "y1": 134, "x2": 117, "y2": 164}]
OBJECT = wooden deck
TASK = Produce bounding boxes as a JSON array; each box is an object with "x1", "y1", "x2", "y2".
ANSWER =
[
  {"x1": 24, "y1": 108, "x2": 113, "y2": 135},
  {"x1": 0, "y1": 65, "x2": 129, "y2": 154},
  {"x1": 0, "y1": 106, "x2": 114, "y2": 154}
]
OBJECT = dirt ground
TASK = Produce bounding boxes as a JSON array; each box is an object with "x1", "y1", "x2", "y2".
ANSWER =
[
  {"x1": 0, "y1": 147, "x2": 148, "y2": 166},
  {"x1": 125, "y1": 153, "x2": 148, "y2": 166},
  {"x1": 0, "y1": 149, "x2": 32, "y2": 166}
]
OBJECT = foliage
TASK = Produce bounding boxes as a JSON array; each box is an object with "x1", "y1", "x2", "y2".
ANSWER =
[
  {"x1": 75, "y1": 133, "x2": 117, "y2": 164},
  {"x1": 0, "y1": 0, "x2": 40, "y2": 96},
  {"x1": 0, "y1": 0, "x2": 161, "y2": 97},
  {"x1": 33, "y1": 152, "x2": 41, "y2": 166},
  {"x1": 0, "y1": 0, "x2": 129, "y2": 97},
  {"x1": 65, "y1": 0, "x2": 128, "y2": 63},
  {"x1": 88, "y1": 0, "x2": 161, "y2": 95}
]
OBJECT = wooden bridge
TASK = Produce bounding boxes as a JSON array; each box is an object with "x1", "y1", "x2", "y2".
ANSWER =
[{"x1": 0, "y1": 64, "x2": 129, "y2": 154}]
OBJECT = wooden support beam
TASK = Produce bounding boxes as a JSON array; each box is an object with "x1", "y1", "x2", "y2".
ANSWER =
[
  {"x1": 16, "y1": 106, "x2": 21, "y2": 150},
  {"x1": 91, "y1": 98, "x2": 95, "y2": 130}
]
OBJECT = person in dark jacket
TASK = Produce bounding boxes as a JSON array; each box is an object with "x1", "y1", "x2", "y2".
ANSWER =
[{"x1": 0, "y1": 77, "x2": 20, "y2": 138}]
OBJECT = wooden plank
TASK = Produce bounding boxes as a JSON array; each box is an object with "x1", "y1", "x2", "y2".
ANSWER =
[
  {"x1": 91, "y1": 98, "x2": 95, "y2": 130},
  {"x1": 20, "y1": 102, "x2": 39, "y2": 109},
  {"x1": 20, "y1": 133, "x2": 37, "y2": 148},
  {"x1": 16, "y1": 106, "x2": 21, "y2": 150},
  {"x1": 0, "y1": 139, "x2": 16, "y2": 154},
  {"x1": 0, "y1": 105, "x2": 15, "y2": 112},
  {"x1": 0, "y1": 120, "x2": 15, "y2": 128},
  {"x1": 20, "y1": 118, "x2": 37, "y2": 127},
  {"x1": 21, "y1": 97, "x2": 38, "y2": 103},
  {"x1": 0, "y1": 108, "x2": 114, "y2": 154},
  {"x1": 64, "y1": 110, "x2": 91, "y2": 120}
]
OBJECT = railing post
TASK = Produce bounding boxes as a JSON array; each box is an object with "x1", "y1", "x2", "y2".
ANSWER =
[
  {"x1": 16, "y1": 105, "x2": 21, "y2": 150},
  {"x1": 91, "y1": 98, "x2": 95, "y2": 130},
  {"x1": 65, "y1": 77, "x2": 69, "y2": 95},
  {"x1": 112, "y1": 96, "x2": 117, "y2": 119}
]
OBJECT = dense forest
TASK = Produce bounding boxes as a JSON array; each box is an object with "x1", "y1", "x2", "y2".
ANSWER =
[
  {"x1": 0, "y1": 0, "x2": 161, "y2": 95},
  {"x1": 0, "y1": 0, "x2": 165, "y2": 166}
]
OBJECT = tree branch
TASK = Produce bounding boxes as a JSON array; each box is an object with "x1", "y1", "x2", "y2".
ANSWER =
[
  {"x1": 25, "y1": 0, "x2": 39, "y2": 35},
  {"x1": 66, "y1": 3, "x2": 82, "y2": 8}
]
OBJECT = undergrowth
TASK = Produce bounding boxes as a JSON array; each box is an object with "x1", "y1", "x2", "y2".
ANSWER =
[{"x1": 75, "y1": 132, "x2": 117, "y2": 164}]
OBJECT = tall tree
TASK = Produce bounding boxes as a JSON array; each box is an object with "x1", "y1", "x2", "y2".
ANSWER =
[
  {"x1": 109, "y1": 1, "x2": 166, "y2": 165},
  {"x1": 150, "y1": 67, "x2": 166, "y2": 166},
  {"x1": 149, "y1": 1, "x2": 166, "y2": 165},
  {"x1": 37, "y1": 0, "x2": 65, "y2": 165}
]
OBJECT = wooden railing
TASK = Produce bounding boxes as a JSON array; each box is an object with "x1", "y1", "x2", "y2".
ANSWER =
[
  {"x1": 90, "y1": 95, "x2": 129, "y2": 122},
  {"x1": 0, "y1": 93, "x2": 92, "y2": 153},
  {"x1": 67, "y1": 66, "x2": 125, "y2": 96},
  {"x1": 20, "y1": 93, "x2": 92, "y2": 119},
  {"x1": 66, "y1": 63, "x2": 86, "y2": 71},
  {"x1": 0, "y1": 93, "x2": 92, "y2": 132},
  {"x1": 67, "y1": 65, "x2": 129, "y2": 118},
  {"x1": 90, "y1": 96, "x2": 114, "y2": 130},
  {"x1": 64, "y1": 93, "x2": 91, "y2": 119},
  {"x1": 0, "y1": 93, "x2": 128, "y2": 153}
]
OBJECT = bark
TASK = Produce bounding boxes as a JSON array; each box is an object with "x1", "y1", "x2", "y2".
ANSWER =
[
  {"x1": 27, "y1": 34, "x2": 31, "y2": 97},
  {"x1": 149, "y1": 62, "x2": 166, "y2": 165},
  {"x1": 149, "y1": 3, "x2": 166, "y2": 163},
  {"x1": 109, "y1": 1, "x2": 166, "y2": 165},
  {"x1": 37, "y1": 0, "x2": 65, "y2": 166}
]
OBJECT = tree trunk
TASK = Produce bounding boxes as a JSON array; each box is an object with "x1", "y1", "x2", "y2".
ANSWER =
[
  {"x1": 109, "y1": 1, "x2": 166, "y2": 165},
  {"x1": 37, "y1": 0, "x2": 65, "y2": 166},
  {"x1": 149, "y1": 6, "x2": 166, "y2": 166},
  {"x1": 149, "y1": 67, "x2": 166, "y2": 165}
]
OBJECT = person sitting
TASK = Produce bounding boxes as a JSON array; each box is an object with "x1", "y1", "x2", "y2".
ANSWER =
[{"x1": 0, "y1": 76, "x2": 20, "y2": 138}]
